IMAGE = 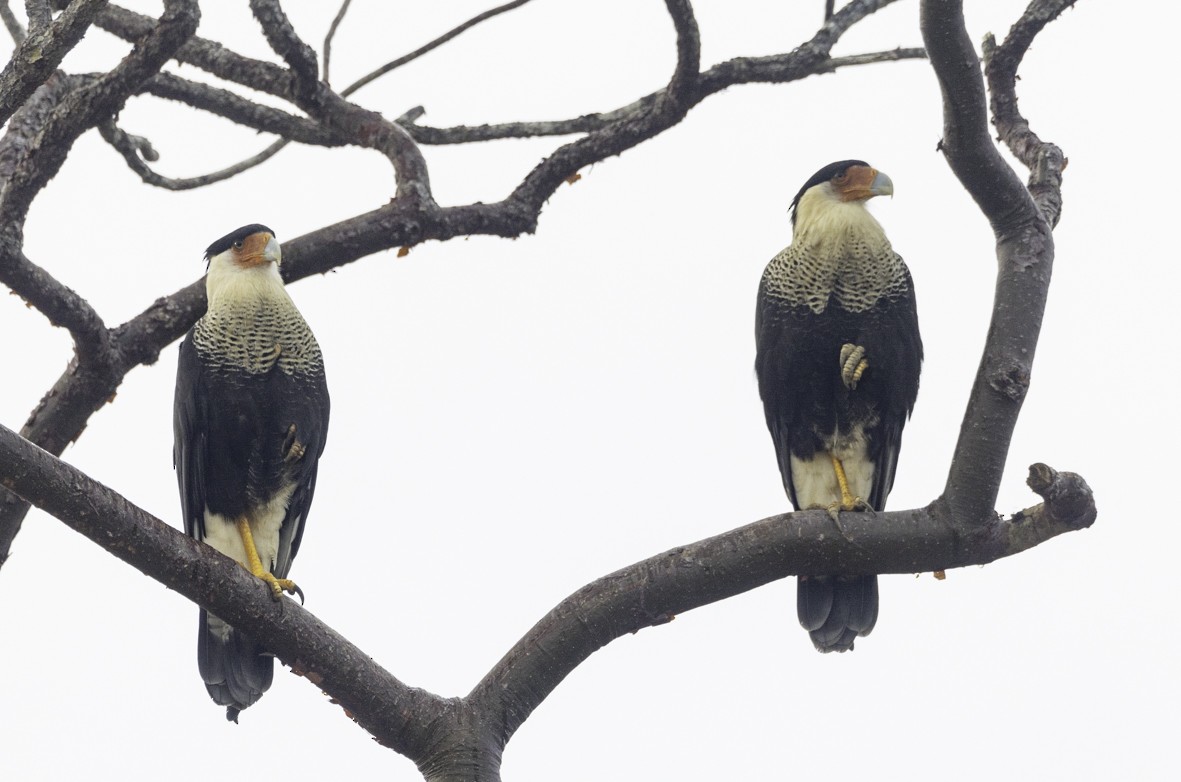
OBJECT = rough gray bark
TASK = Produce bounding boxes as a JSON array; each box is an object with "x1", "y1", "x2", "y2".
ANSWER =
[{"x1": 0, "y1": 1, "x2": 1093, "y2": 780}]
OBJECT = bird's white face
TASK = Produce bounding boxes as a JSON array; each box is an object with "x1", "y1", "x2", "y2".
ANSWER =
[
  {"x1": 204, "y1": 230, "x2": 286, "y2": 303},
  {"x1": 789, "y1": 164, "x2": 894, "y2": 247}
]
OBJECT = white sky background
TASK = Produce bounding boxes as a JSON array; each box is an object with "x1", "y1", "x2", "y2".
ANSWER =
[{"x1": 1, "y1": 1, "x2": 1175, "y2": 779}]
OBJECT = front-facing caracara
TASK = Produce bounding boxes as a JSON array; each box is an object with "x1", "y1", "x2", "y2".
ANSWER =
[
  {"x1": 174, "y1": 224, "x2": 330, "y2": 719},
  {"x1": 755, "y1": 161, "x2": 922, "y2": 652}
]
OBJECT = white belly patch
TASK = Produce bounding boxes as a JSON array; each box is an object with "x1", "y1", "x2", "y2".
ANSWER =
[
  {"x1": 789, "y1": 431, "x2": 875, "y2": 509},
  {"x1": 201, "y1": 484, "x2": 295, "y2": 574}
]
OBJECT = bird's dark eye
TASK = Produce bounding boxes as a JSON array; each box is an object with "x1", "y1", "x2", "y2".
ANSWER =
[
  {"x1": 232, "y1": 240, "x2": 244, "y2": 249},
  {"x1": 832, "y1": 171, "x2": 850, "y2": 184}
]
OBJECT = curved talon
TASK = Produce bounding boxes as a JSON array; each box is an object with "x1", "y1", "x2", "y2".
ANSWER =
[
  {"x1": 839, "y1": 343, "x2": 869, "y2": 389},
  {"x1": 258, "y1": 571, "x2": 302, "y2": 602}
]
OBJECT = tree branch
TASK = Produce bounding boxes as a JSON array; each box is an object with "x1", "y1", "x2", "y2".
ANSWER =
[
  {"x1": 401, "y1": 46, "x2": 925, "y2": 145},
  {"x1": 1, "y1": 1, "x2": 27, "y2": 43},
  {"x1": 0, "y1": 422, "x2": 449, "y2": 758},
  {"x1": 0, "y1": 0, "x2": 199, "y2": 227},
  {"x1": 250, "y1": 0, "x2": 432, "y2": 203},
  {"x1": 88, "y1": 2, "x2": 294, "y2": 98},
  {"x1": 983, "y1": 0, "x2": 1074, "y2": 228},
  {"x1": 0, "y1": 415, "x2": 1094, "y2": 775},
  {"x1": 321, "y1": 0, "x2": 351, "y2": 85},
  {"x1": 99, "y1": 119, "x2": 291, "y2": 190},
  {"x1": 0, "y1": 0, "x2": 921, "y2": 571},
  {"x1": 921, "y1": 0, "x2": 1072, "y2": 527},
  {"x1": 0, "y1": 0, "x2": 105, "y2": 125},
  {"x1": 343, "y1": 0, "x2": 535, "y2": 97}
]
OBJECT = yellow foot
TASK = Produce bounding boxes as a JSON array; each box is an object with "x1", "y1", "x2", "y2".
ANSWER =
[
  {"x1": 839, "y1": 343, "x2": 869, "y2": 390},
  {"x1": 824, "y1": 498, "x2": 871, "y2": 521},
  {"x1": 236, "y1": 516, "x2": 305, "y2": 603},
  {"x1": 259, "y1": 570, "x2": 305, "y2": 603}
]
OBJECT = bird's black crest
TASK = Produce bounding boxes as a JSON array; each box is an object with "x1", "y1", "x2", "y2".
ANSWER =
[
  {"x1": 204, "y1": 224, "x2": 276, "y2": 262},
  {"x1": 789, "y1": 160, "x2": 870, "y2": 222}
]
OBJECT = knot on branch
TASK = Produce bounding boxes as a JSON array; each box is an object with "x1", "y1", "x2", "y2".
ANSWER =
[
  {"x1": 1026, "y1": 463, "x2": 1095, "y2": 530},
  {"x1": 988, "y1": 362, "x2": 1030, "y2": 402}
]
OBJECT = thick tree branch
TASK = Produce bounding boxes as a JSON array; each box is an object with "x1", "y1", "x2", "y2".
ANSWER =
[
  {"x1": 469, "y1": 459, "x2": 1095, "y2": 748},
  {"x1": 921, "y1": 0, "x2": 1073, "y2": 528},
  {"x1": 0, "y1": 0, "x2": 198, "y2": 227},
  {"x1": 0, "y1": 414, "x2": 1094, "y2": 776},
  {"x1": 920, "y1": 0, "x2": 1031, "y2": 230},
  {"x1": 0, "y1": 0, "x2": 105, "y2": 126},
  {"x1": 0, "y1": 422, "x2": 449, "y2": 758},
  {"x1": 87, "y1": 2, "x2": 294, "y2": 97},
  {"x1": 0, "y1": 0, "x2": 919, "y2": 571}
]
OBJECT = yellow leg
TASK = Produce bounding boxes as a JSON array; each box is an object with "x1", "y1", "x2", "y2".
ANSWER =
[
  {"x1": 826, "y1": 454, "x2": 870, "y2": 519},
  {"x1": 236, "y1": 517, "x2": 301, "y2": 601}
]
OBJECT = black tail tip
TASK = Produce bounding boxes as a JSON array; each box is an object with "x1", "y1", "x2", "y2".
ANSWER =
[{"x1": 226, "y1": 706, "x2": 241, "y2": 723}]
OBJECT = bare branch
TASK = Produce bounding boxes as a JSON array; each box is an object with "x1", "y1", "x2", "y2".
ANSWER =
[
  {"x1": 0, "y1": 413, "x2": 1094, "y2": 767},
  {"x1": 983, "y1": 0, "x2": 1075, "y2": 227},
  {"x1": 249, "y1": 0, "x2": 432, "y2": 203},
  {"x1": 99, "y1": 119, "x2": 290, "y2": 190},
  {"x1": 322, "y1": 0, "x2": 352, "y2": 85},
  {"x1": 0, "y1": 0, "x2": 920, "y2": 569},
  {"x1": 141, "y1": 72, "x2": 343, "y2": 146},
  {"x1": 92, "y1": 3, "x2": 294, "y2": 98},
  {"x1": 24, "y1": 0, "x2": 49, "y2": 34},
  {"x1": 402, "y1": 47, "x2": 926, "y2": 145},
  {"x1": 469, "y1": 465, "x2": 1094, "y2": 746},
  {"x1": 920, "y1": 0, "x2": 1031, "y2": 229},
  {"x1": 0, "y1": 0, "x2": 199, "y2": 227},
  {"x1": 921, "y1": 0, "x2": 1068, "y2": 528},
  {"x1": 0, "y1": 0, "x2": 106, "y2": 126},
  {"x1": 344, "y1": 0, "x2": 535, "y2": 97},
  {"x1": 1, "y1": 1, "x2": 26, "y2": 43},
  {"x1": 0, "y1": 422, "x2": 449, "y2": 758},
  {"x1": 0, "y1": 77, "x2": 109, "y2": 366}
]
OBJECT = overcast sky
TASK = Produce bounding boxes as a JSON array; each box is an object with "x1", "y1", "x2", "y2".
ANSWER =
[{"x1": 2, "y1": 2, "x2": 1175, "y2": 780}]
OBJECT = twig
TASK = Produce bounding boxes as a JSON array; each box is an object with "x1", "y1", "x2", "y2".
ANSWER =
[
  {"x1": 343, "y1": 0, "x2": 535, "y2": 97},
  {"x1": 99, "y1": 119, "x2": 290, "y2": 190},
  {"x1": 322, "y1": 0, "x2": 352, "y2": 85},
  {"x1": 0, "y1": 1, "x2": 26, "y2": 43},
  {"x1": 401, "y1": 47, "x2": 926, "y2": 145}
]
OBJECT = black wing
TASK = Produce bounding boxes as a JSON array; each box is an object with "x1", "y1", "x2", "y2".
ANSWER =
[
  {"x1": 174, "y1": 331, "x2": 208, "y2": 541},
  {"x1": 271, "y1": 367, "x2": 330, "y2": 578}
]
